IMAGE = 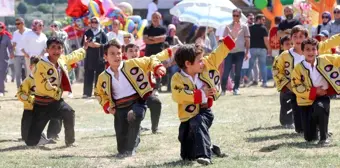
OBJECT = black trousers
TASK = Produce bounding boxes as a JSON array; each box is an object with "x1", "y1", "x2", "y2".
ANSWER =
[
  {"x1": 47, "y1": 119, "x2": 62, "y2": 139},
  {"x1": 114, "y1": 101, "x2": 147, "y2": 154},
  {"x1": 279, "y1": 91, "x2": 294, "y2": 126},
  {"x1": 83, "y1": 65, "x2": 105, "y2": 97},
  {"x1": 299, "y1": 96, "x2": 330, "y2": 141},
  {"x1": 25, "y1": 99, "x2": 75, "y2": 146},
  {"x1": 146, "y1": 95, "x2": 162, "y2": 132},
  {"x1": 21, "y1": 110, "x2": 61, "y2": 141},
  {"x1": 178, "y1": 108, "x2": 214, "y2": 160},
  {"x1": 21, "y1": 110, "x2": 33, "y2": 141},
  {"x1": 291, "y1": 94, "x2": 303, "y2": 133}
]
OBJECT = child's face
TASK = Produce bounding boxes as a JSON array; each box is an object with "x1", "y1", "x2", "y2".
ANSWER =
[
  {"x1": 291, "y1": 32, "x2": 307, "y2": 49},
  {"x1": 29, "y1": 65, "x2": 36, "y2": 72},
  {"x1": 126, "y1": 46, "x2": 140, "y2": 59},
  {"x1": 320, "y1": 36, "x2": 328, "y2": 41},
  {"x1": 282, "y1": 40, "x2": 293, "y2": 51},
  {"x1": 104, "y1": 46, "x2": 122, "y2": 68},
  {"x1": 186, "y1": 53, "x2": 204, "y2": 74},
  {"x1": 124, "y1": 36, "x2": 131, "y2": 44},
  {"x1": 303, "y1": 44, "x2": 318, "y2": 62},
  {"x1": 47, "y1": 43, "x2": 64, "y2": 60}
]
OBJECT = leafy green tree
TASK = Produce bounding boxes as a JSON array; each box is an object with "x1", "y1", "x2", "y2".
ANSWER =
[{"x1": 17, "y1": 2, "x2": 28, "y2": 14}]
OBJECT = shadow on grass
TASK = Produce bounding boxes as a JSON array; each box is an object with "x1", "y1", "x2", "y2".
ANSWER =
[
  {"x1": 259, "y1": 142, "x2": 336, "y2": 152},
  {"x1": 246, "y1": 133, "x2": 300, "y2": 142},
  {"x1": 0, "y1": 139, "x2": 21, "y2": 143},
  {"x1": 0, "y1": 98, "x2": 17, "y2": 102},
  {"x1": 49, "y1": 154, "x2": 118, "y2": 159},
  {"x1": 81, "y1": 134, "x2": 115, "y2": 140},
  {"x1": 246, "y1": 125, "x2": 287, "y2": 132},
  {"x1": 0, "y1": 145, "x2": 51, "y2": 152},
  {"x1": 247, "y1": 93, "x2": 277, "y2": 98},
  {"x1": 128, "y1": 160, "x2": 194, "y2": 168}
]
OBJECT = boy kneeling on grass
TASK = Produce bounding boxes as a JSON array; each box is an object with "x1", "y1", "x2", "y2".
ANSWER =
[
  {"x1": 17, "y1": 56, "x2": 55, "y2": 145},
  {"x1": 124, "y1": 43, "x2": 163, "y2": 134},
  {"x1": 170, "y1": 35, "x2": 235, "y2": 165},
  {"x1": 95, "y1": 39, "x2": 172, "y2": 157},
  {"x1": 26, "y1": 37, "x2": 90, "y2": 147},
  {"x1": 291, "y1": 38, "x2": 340, "y2": 146}
]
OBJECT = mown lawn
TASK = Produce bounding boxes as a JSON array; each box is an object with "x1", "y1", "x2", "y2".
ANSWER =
[{"x1": 1, "y1": 82, "x2": 340, "y2": 168}]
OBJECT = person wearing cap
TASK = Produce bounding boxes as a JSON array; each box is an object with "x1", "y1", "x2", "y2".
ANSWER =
[
  {"x1": 313, "y1": 11, "x2": 331, "y2": 38},
  {"x1": 317, "y1": 30, "x2": 340, "y2": 55}
]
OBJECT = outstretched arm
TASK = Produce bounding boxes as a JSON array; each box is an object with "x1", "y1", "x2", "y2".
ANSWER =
[{"x1": 203, "y1": 36, "x2": 235, "y2": 69}]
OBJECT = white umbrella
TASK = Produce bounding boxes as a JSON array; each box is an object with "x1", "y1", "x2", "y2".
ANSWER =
[{"x1": 170, "y1": 0, "x2": 247, "y2": 29}]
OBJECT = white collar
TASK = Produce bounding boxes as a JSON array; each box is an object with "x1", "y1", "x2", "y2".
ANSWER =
[
  {"x1": 303, "y1": 59, "x2": 317, "y2": 68},
  {"x1": 42, "y1": 55, "x2": 51, "y2": 64},
  {"x1": 180, "y1": 70, "x2": 198, "y2": 82},
  {"x1": 42, "y1": 54, "x2": 60, "y2": 67},
  {"x1": 106, "y1": 61, "x2": 124, "y2": 75},
  {"x1": 289, "y1": 48, "x2": 303, "y2": 57}
]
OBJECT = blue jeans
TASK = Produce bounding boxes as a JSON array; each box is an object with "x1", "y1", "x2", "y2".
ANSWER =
[
  {"x1": 221, "y1": 52, "x2": 245, "y2": 91},
  {"x1": 167, "y1": 65, "x2": 179, "y2": 91},
  {"x1": 248, "y1": 48, "x2": 267, "y2": 84}
]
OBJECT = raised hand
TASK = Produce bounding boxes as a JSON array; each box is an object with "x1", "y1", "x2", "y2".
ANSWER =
[
  {"x1": 202, "y1": 85, "x2": 217, "y2": 98},
  {"x1": 316, "y1": 87, "x2": 327, "y2": 96},
  {"x1": 83, "y1": 35, "x2": 91, "y2": 50},
  {"x1": 155, "y1": 66, "x2": 167, "y2": 77},
  {"x1": 108, "y1": 107, "x2": 116, "y2": 115}
]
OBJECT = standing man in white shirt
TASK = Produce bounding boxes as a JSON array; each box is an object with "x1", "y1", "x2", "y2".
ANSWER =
[
  {"x1": 21, "y1": 19, "x2": 48, "y2": 76},
  {"x1": 11, "y1": 17, "x2": 31, "y2": 88},
  {"x1": 106, "y1": 19, "x2": 126, "y2": 44},
  {"x1": 146, "y1": 0, "x2": 158, "y2": 24}
]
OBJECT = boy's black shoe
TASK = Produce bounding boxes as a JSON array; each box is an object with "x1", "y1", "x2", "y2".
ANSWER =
[{"x1": 211, "y1": 145, "x2": 227, "y2": 158}]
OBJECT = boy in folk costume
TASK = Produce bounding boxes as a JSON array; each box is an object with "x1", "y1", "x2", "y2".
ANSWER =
[
  {"x1": 95, "y1": 39, "x2": 170, "y2": 157},
  {"x1": 25, "y1": 37, "x2": 89, "y2": 146},
  {"x1": 291, "y1": 38, "x2": 340, "y2": 145},
  {"x1": 272, "y1": 25, "x2": 340, "y2": 133},
  {"x1": 170, "y1": 34, "x2": 235, "y2": 165},
  {"x1": 276, "y1": 36, "x2": 294, "y2": 128},
  {"x1": 17, "y1": 56, "x2": 53, "y2": 144},
  {"x1": 124, "y1": 43, "x2": 163, "y2": 134}
]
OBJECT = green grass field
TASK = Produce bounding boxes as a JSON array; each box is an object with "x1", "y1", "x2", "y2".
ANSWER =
[{"x1": 1, "y1": 82, "x2": 340, "y2": 168}]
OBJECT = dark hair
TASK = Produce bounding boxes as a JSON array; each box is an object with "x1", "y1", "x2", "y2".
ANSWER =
[
  {"x1": 15, "y1": 17, "x2": 25, "y2": 24},
  {"x1": 291, "y1": 25, "x2": 308, "y2": 37},
  {"x1": 30, "y1": 56, "x2": 40, "y2": 66},
  {"x1": 125, "y1": 43, "x2": 139, "y2": 52},
  {"x1": 191, "y1": 27, "x2": 206, "y2": 43},
  {"x1": 71, "y1": 44, "x2": 77, "y2": 50},
  {"x1": 163, "y1": 41, "x2": 170, "y2": 49},
  {"x1": 232, "y1": 8, "x2": 242, "y2": 15},
  {"x1": 46, "y1": 37, "x2": 63, "y2": 49},
  {"x1": 104, "y1": 39, "x2": 122, "y2": 55},
  {"x1": 274, "y1": 16, "x2": 281, "y2": 25},
  {"x1": 255, "y1": 14, "x2": 265, "y2": 21},
  {"x1": 175, "y1": 44, "x2": 204, "y2": 69},
  {"x1": 280, "y1": 35, "x2": 291, "y2": 46},
  {"x1": 301, "y1": 38, "x2": 319, "y2": 51}
]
